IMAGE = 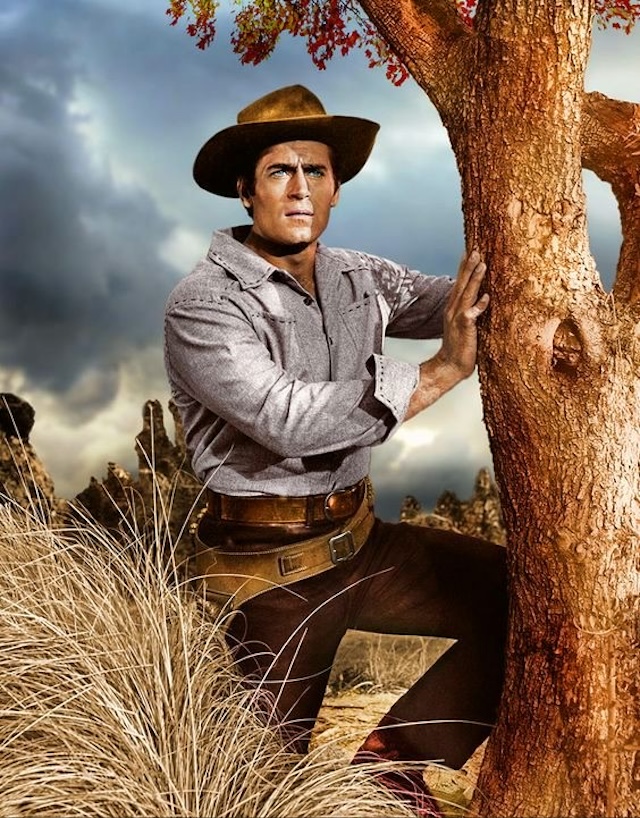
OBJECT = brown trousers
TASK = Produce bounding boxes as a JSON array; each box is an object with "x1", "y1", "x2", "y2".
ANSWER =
[{"x1": 217, "y1": 517, "x2": 508, "y2": 769}]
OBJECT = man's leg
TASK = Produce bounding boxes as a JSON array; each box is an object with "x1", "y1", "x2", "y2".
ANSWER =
[
  {"x1": 224, "y1": 563, "x2": 355, "y2": 753},
  {"x1": 222, "y1": 515, "x2": 506, "y2": 818},
  {"x1": 348, "y1": 519, "x2": 508, "y2": 770}
]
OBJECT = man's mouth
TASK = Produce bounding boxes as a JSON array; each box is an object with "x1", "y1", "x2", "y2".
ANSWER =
[{"x1": 286, "y1": 210, "x2": 313, "y2": 217}]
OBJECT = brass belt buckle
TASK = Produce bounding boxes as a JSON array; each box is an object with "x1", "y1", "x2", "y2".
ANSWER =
[
  {"x1": 329, "y1": 530, "x2": 355, "y2": 564},
  {"x1": 324, "y1": 487, "x2": 350, "y2": 521}
]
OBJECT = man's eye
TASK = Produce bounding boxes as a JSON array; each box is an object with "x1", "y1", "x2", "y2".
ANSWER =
[
  {"x1": 307, "y1": 168, "x2": 324, "y2": 178},
  {"x1": 270, "y1": 168, "x2": 288, "y2": 177}
]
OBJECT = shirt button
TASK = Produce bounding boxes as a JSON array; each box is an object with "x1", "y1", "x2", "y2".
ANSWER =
[{"x1": 303, "y1": 296, "x2": 313, "y2": 305}]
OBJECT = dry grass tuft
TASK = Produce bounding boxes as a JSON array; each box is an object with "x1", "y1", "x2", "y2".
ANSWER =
[
  {"x1": 0, "y1": 495, "x2": 414, "y2": 817},
  {"x1": 328, "y1": 631, "x2": 454, "y2": 695}
]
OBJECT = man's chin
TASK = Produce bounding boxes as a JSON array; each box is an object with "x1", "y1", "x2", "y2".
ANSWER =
[
  {"x1": 247, "y1": 227, "x2": 319, "y2": 257},
  {"x1": 277, "y1": 233, "x2": 315, "y2": 252},
  {"x1": 282, "y1": 228, "x2": 313, "y2": 245}
]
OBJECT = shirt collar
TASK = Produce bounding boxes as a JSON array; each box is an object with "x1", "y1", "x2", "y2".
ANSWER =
[
  {"x1": 208, "y1": 226, "x2": 356, "y2": 289},
  {"x1": 208, "y1": 226, "x2": 276, "y2": 289}
]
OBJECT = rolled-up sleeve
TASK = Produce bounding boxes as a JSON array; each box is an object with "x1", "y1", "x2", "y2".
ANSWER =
[{"x1": 165, "y1": 293, "x2": 416, "y2": 459}]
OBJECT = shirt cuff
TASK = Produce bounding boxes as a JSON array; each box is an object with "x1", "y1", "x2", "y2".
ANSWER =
[{"x1": 371, "y1": 352, "x2": 420, "y2": 431}]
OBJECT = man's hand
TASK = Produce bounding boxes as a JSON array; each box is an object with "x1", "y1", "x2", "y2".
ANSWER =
[
  {"x1": 405, "y1": 249, "x2": 489, "y2": 421},
  {"x1": 435, "y1": 248, "x2": 489, "y2": 378}
]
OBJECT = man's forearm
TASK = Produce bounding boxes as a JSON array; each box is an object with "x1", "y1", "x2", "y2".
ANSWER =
[{"x1": 404, "y1": 353, "x2": 468, "y2": 421}]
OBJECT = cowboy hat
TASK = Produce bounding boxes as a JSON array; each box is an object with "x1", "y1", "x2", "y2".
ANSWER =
[{"x1": 193, "y1": 84, "x2": 380, "y2": 197}]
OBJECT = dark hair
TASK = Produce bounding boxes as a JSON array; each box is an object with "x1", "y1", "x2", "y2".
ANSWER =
[{"x1": 237, "y1": 169, "x2": 257, "y2": 218}]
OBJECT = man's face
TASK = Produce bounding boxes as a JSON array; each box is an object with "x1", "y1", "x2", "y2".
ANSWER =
[{"x1": 239, "y1": 140, "x2": 340, "y2": 250}]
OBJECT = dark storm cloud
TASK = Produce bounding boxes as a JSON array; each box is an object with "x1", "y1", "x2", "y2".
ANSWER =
[{"x1": 0, "y1": 0, "x2": 180, "y2": 398}]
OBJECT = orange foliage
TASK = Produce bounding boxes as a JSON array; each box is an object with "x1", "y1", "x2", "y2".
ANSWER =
[
  {"x1": 166, "y1": 0, "x2": 218, "y2": 49},
  {"x1": 594, "y1": 0, "x2": 640, "y2": 32},
  {"x1": 166, "y1": 0, "x2": 639, "y2": 80}
]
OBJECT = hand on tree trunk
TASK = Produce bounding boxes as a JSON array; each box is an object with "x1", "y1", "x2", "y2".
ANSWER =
[{"x1": 405, "y1": 249, "x2": 488, "y2": 421}]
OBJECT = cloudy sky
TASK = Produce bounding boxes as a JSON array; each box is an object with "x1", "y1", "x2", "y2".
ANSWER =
[{"x1": 1, "y1": 0, "x2": 639, "y2": 519}]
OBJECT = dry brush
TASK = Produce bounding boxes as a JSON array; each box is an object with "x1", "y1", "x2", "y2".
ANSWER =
[{"x1": 0, "y1": 494, "x2": 414, "y2": 817}]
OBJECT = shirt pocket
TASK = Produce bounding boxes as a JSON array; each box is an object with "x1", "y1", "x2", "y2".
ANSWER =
[
  {"x1": 336, "y1": 291, "x2": 383, "y2": 369},
  {"x1": 250, "y1": 310, "x2": 299, "y2": 370}
]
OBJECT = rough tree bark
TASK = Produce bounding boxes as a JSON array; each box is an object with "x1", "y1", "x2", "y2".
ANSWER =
[{"x1": 358, "y1": 0, "x2": 640, "y2": 815}]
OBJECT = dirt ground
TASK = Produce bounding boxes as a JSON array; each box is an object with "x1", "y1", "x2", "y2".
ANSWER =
[{"x1": 310, "y1": 631, "x2": 485, "y2": 815}]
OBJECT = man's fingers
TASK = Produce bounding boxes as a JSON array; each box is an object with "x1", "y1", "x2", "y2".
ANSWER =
[
  {"x1": 465, "y1": 292, "x2": 490, "y2": 321},
  {"x1": 457, "y1": 247, "x2": 480, "y2": 269},
  {"x1": 460, "y1": 248, "x2": 482, "y2": 278},
  {"x1": 451, "y1": 249, "x2": 484, "y2": 298},
  {"x1": 448, "y1": 251, "x2": 487, "y2": 318},
  {"x1": 461, "y1": 249, "x2": 486, "y2": 304}
]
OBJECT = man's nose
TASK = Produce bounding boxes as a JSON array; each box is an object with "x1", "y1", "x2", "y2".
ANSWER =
[{"x1": 288, "y1": 166, "x2": 310, "y2": 198}]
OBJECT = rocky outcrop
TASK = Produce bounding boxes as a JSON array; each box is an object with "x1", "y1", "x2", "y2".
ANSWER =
[
  {"x1": 0, "y1": 393, "x2": 58, "y2": 515},
  {"x1": 399, "y1": 467, "x2": 506, "y2": 545},
  {"x1": 0, "y1": 392, "x2": 505, "y2": 561},
  {"x1": 0, "y1": 393, "x2": 35, "y2": 440},
  {"x1": 0, "y1": 394, "x2": 203, "y2": 565},
  {"x1": 72, "y1": 400, "x2": 203, "y2": 563}
]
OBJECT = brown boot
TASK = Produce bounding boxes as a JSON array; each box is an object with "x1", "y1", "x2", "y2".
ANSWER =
[{"x1": 351, "y1": 729, "x2": 442, "y2": 818}]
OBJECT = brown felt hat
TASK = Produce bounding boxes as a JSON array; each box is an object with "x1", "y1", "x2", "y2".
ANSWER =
[{"x1": 193, "y1": 85, "x2": 380, "y2": 197}]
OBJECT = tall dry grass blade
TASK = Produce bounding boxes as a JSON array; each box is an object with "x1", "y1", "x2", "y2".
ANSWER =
[{"x1": 0, "y1": 497, "x2": 415, "y2": 817}]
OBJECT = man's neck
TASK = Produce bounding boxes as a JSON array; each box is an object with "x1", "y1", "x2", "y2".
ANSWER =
[{"x1": 243, "y1": 231, "x2": 317, "y2": 296}]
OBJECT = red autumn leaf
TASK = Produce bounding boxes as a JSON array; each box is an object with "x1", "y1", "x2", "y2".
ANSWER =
[{"x1": 167, "y1": 0, "x2": 640, "y2": 82}]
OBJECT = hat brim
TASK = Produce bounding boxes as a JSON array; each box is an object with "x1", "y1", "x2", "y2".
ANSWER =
[{"x1": 193, "y1": 115, "x2": 380, "y2": 197}]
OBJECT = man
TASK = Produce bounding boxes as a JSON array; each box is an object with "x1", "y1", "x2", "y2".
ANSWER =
[{"x1": 164, "y1": 84, "x2": 507, "y2": 816}]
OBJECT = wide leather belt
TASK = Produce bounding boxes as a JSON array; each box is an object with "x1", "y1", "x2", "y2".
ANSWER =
[
  {"x1": 206, "y1": 478, "x2": 366, "y2": 525},
  {"x1": 194, "y1": 481, "x2": 375, "y2": 610}
]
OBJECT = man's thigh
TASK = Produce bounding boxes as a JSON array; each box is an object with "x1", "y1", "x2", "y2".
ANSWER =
[
  {"x1": 348, "y1": 519, "x2": 508, "y2": 639},
  {"x1": 225, "y1": 567, "x2": 355, "y2": 750}
]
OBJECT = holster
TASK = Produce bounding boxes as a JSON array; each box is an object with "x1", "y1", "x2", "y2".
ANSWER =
[{"x1": 193, "y1": 482, "x2": 375, "y2": 610}]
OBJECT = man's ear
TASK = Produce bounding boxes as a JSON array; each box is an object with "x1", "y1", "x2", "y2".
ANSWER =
[
  {"x1": 237, "y1": 178, "x2": 252, "y2": 207},
  {"x1": 330, "y1": 183, "x2": 340, "y2": 208}
]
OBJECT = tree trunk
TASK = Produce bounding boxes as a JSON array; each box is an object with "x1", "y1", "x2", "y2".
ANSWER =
[
  {"x1": 360, "y1": 0, "x2": 640, "y2": 812},
  {"x1": 448, "y1": 3, "x2": 640, "y2": 815}
]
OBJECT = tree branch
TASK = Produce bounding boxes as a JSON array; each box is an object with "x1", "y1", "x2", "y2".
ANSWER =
[
  {"x1": 358, "y1": 0, "x2": 470, "y2": 107},
  {"x1": 582, "y1": 91, "x2": 640, "y2": 304}
]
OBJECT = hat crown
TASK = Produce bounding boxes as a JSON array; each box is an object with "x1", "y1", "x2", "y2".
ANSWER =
[{"x1": 237, "y1": 85, "x2": 327, "y2": 125}]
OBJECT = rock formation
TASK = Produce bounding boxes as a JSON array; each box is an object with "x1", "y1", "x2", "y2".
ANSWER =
[
  {"x1": 0, "y1": 393, "x2": 58, "y2": 515},
  {"x1": 399, "y1": 467, "x2": 506, "y2": 545},
  {"x1": 72, "y1": 400, "x2": 203, "y2": 564},
  {"x1": 0, "y1": 392, "x2": 505, "y2": 563}
]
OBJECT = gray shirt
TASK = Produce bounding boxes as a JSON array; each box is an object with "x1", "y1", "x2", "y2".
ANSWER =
[{"x1": 164, "y1": 226, "x2": 453, "y2": 496}]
